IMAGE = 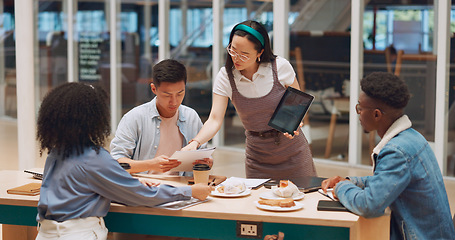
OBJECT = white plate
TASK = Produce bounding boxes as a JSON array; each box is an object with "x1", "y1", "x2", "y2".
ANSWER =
[
  {"x1": 259, "y1": 191, "x2": 305, "y2": 201},
  {"x1": 210, "y1": 188, "x2": 251, "y2": 197},
  {"x1": 255, "y1": 201, "x2": 304, "y2": 212}
]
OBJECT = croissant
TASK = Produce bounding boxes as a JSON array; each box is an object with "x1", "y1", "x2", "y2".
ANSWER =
[{"x1": 273, "y1": 180, "x2": 299, "y2": 198}]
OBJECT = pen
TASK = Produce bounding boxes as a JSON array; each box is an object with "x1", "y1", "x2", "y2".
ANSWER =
[
  {"x1": 318, "y1": 189, "x2": 336, "y2": 201},
  {"x1": 209, "y1": 178, "x2": 216, "y2": 186}
]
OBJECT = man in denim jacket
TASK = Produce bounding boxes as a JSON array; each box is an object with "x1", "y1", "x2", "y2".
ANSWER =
[{"x1": 322, "y1": 72, "x2": 455, "y2": 239}]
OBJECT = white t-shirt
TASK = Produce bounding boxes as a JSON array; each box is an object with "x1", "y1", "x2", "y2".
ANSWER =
[
  {"x1": 155, "y1": 111, "x2": 183, "y2": 158},
  {"x1": 152, "y1": 112, "x2": 183, "y2": 175},
  {"x1": 213, "y1": 56, "x2": 296, "y2": 99}
]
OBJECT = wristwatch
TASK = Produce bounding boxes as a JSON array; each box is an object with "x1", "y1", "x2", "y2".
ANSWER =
[{"x1": 119, "y1": 162, "x2": 131, "y2": 170}]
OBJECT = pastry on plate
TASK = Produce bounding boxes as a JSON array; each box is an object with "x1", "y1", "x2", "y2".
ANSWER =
[
  {"x1": 258, "y1": 198, "x2": 296, "y2": 208},
  {"x1": 217, "y1": 179, "x2": 246, "y2": 194},
  {"x1": 273, "y1": 180, "x2": 299, "y2": 198}
]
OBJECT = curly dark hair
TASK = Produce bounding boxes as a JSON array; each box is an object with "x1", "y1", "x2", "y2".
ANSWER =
[
  {"x1": 361, "y1": 72, "x2": 410, "y2": 109},
  {"x1": 152, "y1": 59, "x2": 187, "y2": 87},
  {"x1": 37, "y1": 82, "x2": 110, "y2": 158}
]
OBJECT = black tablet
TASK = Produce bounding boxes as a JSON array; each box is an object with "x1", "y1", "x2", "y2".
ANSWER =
[
  {"x1": 317, "y1": 200, "x2": 349, "y2": 212},
  {"x1": 263, "y1": 176, "x2": 326, "y2": 193},
  {"x1": 268, "y1": 87, "x2": 314, "y2": 135}
]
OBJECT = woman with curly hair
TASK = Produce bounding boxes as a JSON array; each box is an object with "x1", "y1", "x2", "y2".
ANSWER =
[{"x1": 35, "y1": 82, "x2": 212, "y2": 240}]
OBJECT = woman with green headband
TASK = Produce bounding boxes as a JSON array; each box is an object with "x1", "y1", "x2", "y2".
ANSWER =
[{"x1": 183, "y1": 20, "x2": 316, "y2": 179}]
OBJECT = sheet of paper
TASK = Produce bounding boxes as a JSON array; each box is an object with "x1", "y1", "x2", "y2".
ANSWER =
[
  {"x1": 318, "y1": 188, "x2": 336, "y2": 201},
  {"x1": 223, "y1": 177, "x2": 270, "y2": 189},
  {"x1": 132, "y1": 173, "x2": 182, "y2": 180},
  {"x1": 169, "y1": 147, "x2": 216, "y2": 171}
]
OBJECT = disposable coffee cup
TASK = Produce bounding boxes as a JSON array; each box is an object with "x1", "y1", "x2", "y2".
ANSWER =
[{"x1": 193, "y1": 164, "x2": 210, "y2": 185}]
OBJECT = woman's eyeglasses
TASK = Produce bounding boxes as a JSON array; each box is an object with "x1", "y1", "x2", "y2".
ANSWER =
[{"x1": 226, "y1": 44, "x2": 250, "y2": 62}]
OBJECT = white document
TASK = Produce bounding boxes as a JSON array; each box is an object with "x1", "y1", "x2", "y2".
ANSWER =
[
  {"x1": 169, "y1": 147, "x2": 216, "y2": 171},
  {"x1": 223, "y1": 177, "x2": 270, "y2": 189},
  {"x1": 318, "y1": 188, "x2": 336, "y2": 201}
]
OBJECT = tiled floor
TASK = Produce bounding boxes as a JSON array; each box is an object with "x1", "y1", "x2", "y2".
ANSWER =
[{"x1": 1, "y1": 119, "x2": 455, "y2": 239}]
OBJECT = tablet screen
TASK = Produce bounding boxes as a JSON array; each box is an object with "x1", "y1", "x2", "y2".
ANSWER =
[{"x1": 268, "y1": 87, "x2": 314, "y2": 135}]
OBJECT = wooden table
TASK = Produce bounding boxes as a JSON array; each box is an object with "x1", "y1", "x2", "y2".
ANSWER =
[{"x1": 0, "y1": 170, "x2": 390, "y2": 240}]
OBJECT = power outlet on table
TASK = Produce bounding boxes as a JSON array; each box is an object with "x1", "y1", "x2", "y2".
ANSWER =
[{"x1": 236, "y1": 221, "x2": 262, "y2": 239}]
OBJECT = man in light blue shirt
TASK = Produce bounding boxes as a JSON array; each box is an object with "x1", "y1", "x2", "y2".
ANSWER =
[{"x1": 111, "y1": 59, "x2": 209, "y2": 174}]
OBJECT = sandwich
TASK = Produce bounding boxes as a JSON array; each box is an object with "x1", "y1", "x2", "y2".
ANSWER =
[
  {"x1": 273, "y1": 180, "x2": 299, "y2": 198},
  {"x1": 258, "y1": 198, "x2": 296, "y2": 208},
  {"x1": 217, "y1": 179, "x2": 246, "y2": 194}
]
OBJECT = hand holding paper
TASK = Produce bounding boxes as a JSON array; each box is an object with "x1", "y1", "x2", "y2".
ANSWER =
[
  {"x1": 169, "y1": 147, "x2": 216, "y2": 171},
  {"x1": 152, "y1": 155, "x2": 182, "y2": 173}
]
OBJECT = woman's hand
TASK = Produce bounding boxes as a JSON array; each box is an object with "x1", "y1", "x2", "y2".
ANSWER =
[
  {"x1": 191, "y1": 183, "x2": 214, "y2": 200},
  {"x1": 264, "y1": 232, "x2": 284, "y2": 240},
  {"x1": 283, "y1": 122, "x2": 304, "y2": 139},
  {"x1": 137, "y1": 178, "x2": 161, "y2": 187},
  {"x1": 181, "y1": 140, "x2": 199, "y2": 151}
]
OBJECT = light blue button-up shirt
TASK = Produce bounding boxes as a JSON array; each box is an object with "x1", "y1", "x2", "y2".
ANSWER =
[
  {"x1": 110, "y1": 97, "x2": 205, "y2": 161},
  {"x1": 37, "y1": 147, "x2": 192, "y2": 222}
]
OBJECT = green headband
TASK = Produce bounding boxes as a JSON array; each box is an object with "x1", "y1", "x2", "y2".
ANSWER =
[{"x1": 234, "y1": 24, "x2": 265, "y2": 47}]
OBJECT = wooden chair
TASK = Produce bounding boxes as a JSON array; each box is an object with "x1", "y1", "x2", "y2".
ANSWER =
[
  {"x1": 290, "y1": 47, "x2": 312, "y2": 147},
  {"x1": 324, "y1": 48, "x2": 398, "y2": 159},
  {"x1": 393, "y1": 51, "x2": 436, "y2": 77},
  {"x1": 290, "y1": 46, "x2": 391, "y2": 159},
  {"x1": 291, "y1": 47, "x2": 310, "y2": 125},
  {"x1": 393, "y1": 52, "x2": 437, "y2": 134}
]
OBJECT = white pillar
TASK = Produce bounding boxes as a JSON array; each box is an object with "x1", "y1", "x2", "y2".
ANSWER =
[
  {"x1": 181, "y1": 0, "x2": 188, "y2": 56},
  {"x1": 433, "y1": 2, "x2": 438, "y2": 55},
  {"x1": 144, "y1": 0, "x2": 152, "y2": 61},
  {"x1": 273, "y1": 0, "x2": 289, "y2": 59},
  {"x1": 0, "y1": 0, "x2": 5, "y2": 116},
  {"x1": 246, "y1": 0, "x2": 253, "y2": 19},
  {"x1": 158, "y1": 0, "x2": 170, "y2": 61},
  {"x1": 349, "y1": 0, "x2": 363, "y2": 165},
  {"x1": 212, "y1": 0, "x2": 224, "y2": 147},
  {"x1": 67, "y1": 0, "x2": 77, "y2": 82},
  {"x1": 14, "y1": 0, "x2": 36, "y2": 169},
  {"x1": 110, "y1": 0, "x2": 121, "y2": 133},
  {"x1": 435, "y1": 0, "x2": 450, "y2": 174}
]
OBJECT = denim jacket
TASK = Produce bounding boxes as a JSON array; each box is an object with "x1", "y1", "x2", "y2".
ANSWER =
[
  {"x1": 110, "y1": 97, "x2": 205, "y2": 161},
  {"x1": 335, "y1": 115, "x2": 455, "y2": 240}
]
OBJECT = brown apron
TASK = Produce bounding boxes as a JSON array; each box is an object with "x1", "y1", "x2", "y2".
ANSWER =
[{"x1": 228, "y1": 59, "x2": 316, "y2": 179}]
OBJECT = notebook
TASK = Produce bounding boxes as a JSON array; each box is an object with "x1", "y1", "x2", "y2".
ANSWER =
[
  {"x1": 293, "y1": 176, "x2": 327, "y2": 193},
  {"x1": 264, "y1": 176, "x2": 326, "y2": 193},
  {"x1": 7, "y1": 182, "x2": 41, "y2": 196},
  {"x1": 317, "y1": 200, "x2": 349, "y2": 212}
]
